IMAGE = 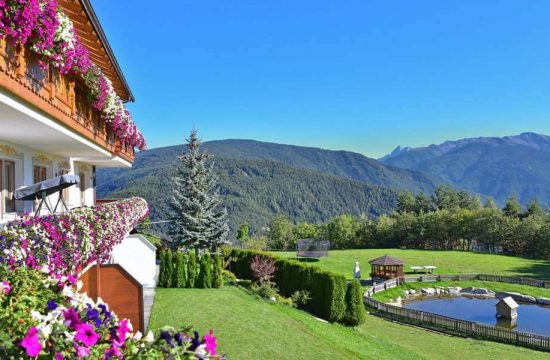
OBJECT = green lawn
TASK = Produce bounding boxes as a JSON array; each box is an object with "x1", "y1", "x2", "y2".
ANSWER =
[
  {"x1": 149, "y1": 286, "x2": 550, "y2": 359},
  {"x1": 272, "y1": 249, "x2": 550, "y2": 280}
]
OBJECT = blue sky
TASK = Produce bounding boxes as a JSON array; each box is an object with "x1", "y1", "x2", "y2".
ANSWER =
[{"x1": 93, "y1": 0, "x2": 550, "y2": 158}]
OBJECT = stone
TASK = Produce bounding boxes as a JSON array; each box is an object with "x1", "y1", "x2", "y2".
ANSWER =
[
  {"x1": 496, "y1": 292, "x2": 536, "y2": 304},
  {"x1": 537, "y1": 297, "x2": 550, "y2": 305},
  {"x1": 270, "y1": 296, "x2": 277, "y2": 302},
  {"x1": 472, "y1": 288, "x2": 495, "y2": 296},
  {"x1": 421, "y1": 287, "x2": 436, "y2": 295},
  {"x1": 447, "y1": 286, "x2": 462, "y2": 294},
  {"x1": 409, "y1": 289, "x2": 416, "y2": 295},
  {"x1": 404, "y1": 290, "x2": 410, "y2": 296}
]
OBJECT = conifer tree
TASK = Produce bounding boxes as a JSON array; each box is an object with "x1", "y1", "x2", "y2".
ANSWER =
[
  {"x1": 173, "y1": 251, "x2": 187, "y2": 288},
  {"x1": 165, "y1": 250, "x2": 173, "y2": 288},
  {"x1": 197, "y1": 253, "x2": 213, "y2": 288},
  {"x1": 170, "y1": 129, "x2": 229, "y2": 252},
  {"x1": 212, "y1": 254, "x2": 223, "y2": 288},
  {"x1": 186, "y1": 252, "x2": 197, "y2": 288}
]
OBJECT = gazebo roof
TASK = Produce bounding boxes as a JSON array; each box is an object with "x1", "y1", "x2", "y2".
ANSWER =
[
  {"x1": 368, "y1": 255, "x2": 404, "y2": 266},
  {"x1": 497, "y1": 296, "x2": 519, "y2": 309}
]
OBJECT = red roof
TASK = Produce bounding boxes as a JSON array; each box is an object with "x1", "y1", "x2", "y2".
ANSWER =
[{"x1": 368, "y1": 255, "x2": 404, "y2": 266}]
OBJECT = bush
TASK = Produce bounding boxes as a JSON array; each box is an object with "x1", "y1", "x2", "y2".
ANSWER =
[
  {"x1": 222, "y1": 270, "x2": 237, "y2": 285},
  {"x1": 173, "y1": 251, "x2": 187, "y2": 288},
  {"x1": 212, "y1": 254, "x2": 223, "y2": 288},
  {"x1": 187, "y1": 252, "x2": 197, "y2": 288},
  {"x1": 250, "y1": 255, "x2": 276, "y2": 285},
  {"x1": 158, "y1": 250, "x2": 170, "y2": 287},
  {"x1": 165, "y1": 250, "x2": 174, "y2": 288},
  {"x1": 252, "y1": 282, "x2": 278, "y2": 300},
  {"x1": 324, "y1": 273, "x2": 347, "y2": 322},
  {"x1": 197, "y1": 254, "x2": 213, "y2": 288},
  {"x1": 291, "y1": 290, "x2": 311, "y2": 309},
  {"x1": 344, "y1": 280, "x2": 366, "y2": 326},
  {"x1": 236, "y1": 279, "x2": 254, "y2": 289}
]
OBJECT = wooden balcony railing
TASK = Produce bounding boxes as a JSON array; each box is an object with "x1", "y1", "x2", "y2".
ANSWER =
[{"x1": 0, "y1": 38, "x2": 134, "y2": 163}]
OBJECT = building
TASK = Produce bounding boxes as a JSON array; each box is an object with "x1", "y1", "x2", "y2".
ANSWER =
[
  {"x1": 0, "y1": 0, "x2": 137, "y2": 223},
  {"x1": 369, "y1": 255, "x2": 405, "y2": 280},
  {"x1": 0, "y1": 0, "x2": 154, "y2": 332},
  {"x1": 496, "y1": 296, "x2": 519, "y2": 320}
]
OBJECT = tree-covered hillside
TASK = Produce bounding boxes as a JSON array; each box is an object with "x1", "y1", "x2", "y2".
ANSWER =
[{"x1": 98, "y1": 157, "x2": 398, "y2": 236}]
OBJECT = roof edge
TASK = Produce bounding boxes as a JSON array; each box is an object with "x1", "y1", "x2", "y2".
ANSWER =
[{"x1": 80, "y1": 0, "x2": 135, "y2": 103}]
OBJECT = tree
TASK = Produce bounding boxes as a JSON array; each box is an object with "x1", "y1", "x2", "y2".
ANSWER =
[
  {"x1": 250, "y1": 255, "x2": 276, "y2": 285},
  {"x1": 525, "y1": 200, "x2": 544, "y2": 218},
  {"x1": 173, "y1": 251, "x2": 186, "y2": 288},
  {"x1": 186, "y1": 252, "x2": 197, "y2": 288},
  {"x1": 396, "y1": 192, "x2": 416, "y2": 214},
  {"x1": 212, "y1": 254, "x2": 223, "y2": 288},
  {"x1": 197, "y1": 253, "x2": 213, "y2": 288},
  {"x1": 236, "y1": 224, "x2": 250, "y2": 247},
  {"x1": 170, "y1": 129, "x2": 229, "y2": 252},
  {"x1": 503, "y1": 196, "x2": 522, "y2": 218},
  {"x1": 267, "y1": 216, "x2": 295, "y2": 250}
]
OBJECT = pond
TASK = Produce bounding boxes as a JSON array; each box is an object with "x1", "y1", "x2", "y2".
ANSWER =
[{"x1": 403, "y1": 295, "x2": 550, "y2": 336}]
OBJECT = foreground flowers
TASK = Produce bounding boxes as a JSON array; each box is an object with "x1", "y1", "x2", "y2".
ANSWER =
[{"x1": 0, "y1": 266, "x2": 223, "y2": 359}]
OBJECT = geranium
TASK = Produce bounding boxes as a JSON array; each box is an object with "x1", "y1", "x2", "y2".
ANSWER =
[
  {"x1": 75, "y1": 323, "x2": 99, "y2": 347},
  {"x1": 21, "y1": 327, "x2": 42, "y2": 357}
]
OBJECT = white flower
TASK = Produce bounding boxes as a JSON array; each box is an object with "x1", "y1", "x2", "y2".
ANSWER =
[
  {"x1": 143, "y1": 330, "x2": 154, "y2": 344},
  {"x1": 37, "y1": 323, "x2": 52, "y2": 339},
  {"x1": 132, "y1": 331, "x2": 143, "y2": 341}
]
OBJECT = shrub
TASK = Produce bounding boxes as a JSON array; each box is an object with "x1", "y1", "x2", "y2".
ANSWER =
[
  {"x1": 212, "y1": 254, "x2": 223, "y2": 288},
  {"x1": 291, "y1": 290, "x2": 311, "y2": 309},
  {"x1": 236, "y1": 279, "x2": 254, "y2": 289},
  {"x1": 158, "y1": 250, "x2": 169, "y2": 287},
  {"x1": 324, "y1": 273, "x2": 347, "y2": 322},
  {"x1": 165, "y1": 250, "x2": 174, "y2": 288},
  {"x1": 187, "y1": 252, "x2": 197, "y2": 288},
  {"x1": 173, "y1": 251, "x2": 186, "y2": 288},
  {"x1": 197, "y1": 254, "x2": 213, "y2": 288},
  {"x1": 252, "y1": 282, "x2": 278, "y2": 300},
  {"x1": 222, "y1": 270, "x2": 237, "y2": 285},
  {"x1": 250, "y1": 255, "x2": 276, "y2": 285},
  {"x1": 344, "y1": 280, "x2": 366, "y2": 326}
]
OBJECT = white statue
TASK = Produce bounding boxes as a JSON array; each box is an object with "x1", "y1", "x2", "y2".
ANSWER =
[{"x1": 354, "y1": 261, "x2": 361, "y2": 280}]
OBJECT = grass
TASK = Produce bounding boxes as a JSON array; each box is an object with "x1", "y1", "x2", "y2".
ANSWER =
[
  {"x1": 149, "y1": 286, "x2": 550, "y2": 359},
  {"x1": 371, "y1": 280, "x2": 550, "y2": 303},
  {"x1": 272, "y1": 249, "x2": 550, "y2": 280}
]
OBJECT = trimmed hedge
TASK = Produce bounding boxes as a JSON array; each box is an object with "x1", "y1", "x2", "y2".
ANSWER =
[
  {"x1": 158, "y1": 250, "x2": 221, "y2": 289},
  {"x1": 344, "y1": 280, "x2": 366, "y2": 326},
  {"x1": 228, "y1": 249, "x2": 362, "y2": 325}
]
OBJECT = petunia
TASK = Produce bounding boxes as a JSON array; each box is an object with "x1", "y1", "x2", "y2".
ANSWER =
[
  {"x1": 55, "y1": 352, "x2": 64, "y2": 360},
  {"x1": 21, "y1": 327, "x2": 42, "y2": 357},
  {"x1": 203, "y1": 329, "x2": 217, "y2": 356},
  {"x1": 47, "y1": 299, "x2": 58, "y2": 310},
  {"x1": 104, "y1": 344, "x2": 123, "y2": 359},
  {"x1": 75, "y1": 323, "x2": 99, "y2": 347},
  {"x1": 63, "y1": 308, "x2": 82, "y2": 330},
  {"x1": 115, "y1": 319, "x2": 132, "y2": 343},
  {"x1": 74, "y1": 344, "x2": 90, "y2": 358},
  {"x1": 0, "y1": 281, "x2": 11, "y2": 295}
]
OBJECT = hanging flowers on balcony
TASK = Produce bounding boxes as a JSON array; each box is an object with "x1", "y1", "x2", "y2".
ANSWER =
[{"x1": 0, "y1": 0, "x2": 146, "y2": 151}]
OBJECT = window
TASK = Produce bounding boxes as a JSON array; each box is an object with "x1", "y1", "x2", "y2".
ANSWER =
[
  {"x1": 0, "y1": 160, "x2": 16, "y2": 216},
  {"x1": 33, "y1": 165, "x2": 47, "y2": 183}
]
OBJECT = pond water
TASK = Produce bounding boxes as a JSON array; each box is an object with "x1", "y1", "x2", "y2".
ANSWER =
[{"x1": 403, "y1": 295, "x2": 550, "y2": 335}]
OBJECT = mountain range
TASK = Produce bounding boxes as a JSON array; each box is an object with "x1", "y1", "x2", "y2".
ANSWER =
[{"x1": 380, "y1": 132, "x2": 550, "y2": 206}]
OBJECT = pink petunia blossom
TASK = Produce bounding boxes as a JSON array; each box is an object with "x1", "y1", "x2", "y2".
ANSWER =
[
  {"x1": 74, "y1": 344, "x2": 90, "y2": 358},
  {"x1": 63, "y1": 308, "x2": 82, "y2": 330},
  {"x1": 0, "y1": 280, "x2": 11, "y2": 295},
  {"x1": 21, "y1": 327, "x2": 42, "y2": 357},
  {"x1": 203, "y1": 329, "x2": 217, "y2": 356},
  {"x1": 75, "y1": 323, "x2": 99, "y2": 347}
]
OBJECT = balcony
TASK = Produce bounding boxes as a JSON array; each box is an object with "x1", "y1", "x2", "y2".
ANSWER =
[{"x1": 0, "y1": 38, "x2": 134, "y2": 163}]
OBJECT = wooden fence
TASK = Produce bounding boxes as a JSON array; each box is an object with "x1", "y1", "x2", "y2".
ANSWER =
[{"x1": 364, "y1": 274, "x2": 550, "y2": 351}]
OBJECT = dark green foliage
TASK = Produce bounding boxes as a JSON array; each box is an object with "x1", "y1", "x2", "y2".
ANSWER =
[
  {"x1": 197, "y1": 254, "x2": 213, "y2": 288},
  {"x1": 212, "y1": 254, "x2": 223, "y2": 288},
  {"x1": 227, "y1": 249, "x2": 356, "y2": 325},
  {"x1": 344, "y1": 280, "x2": 366, "y2": 326},
  {"x1": 158, "y1": 250, "x2": 171, "y2": 288},
  {"x1": 165, "y1": 251, "x2": 173, "y2": 288},
  {"x1": 186, "y1": 252, "x2": 197, "y2": 288},
  {"x1": 173, "y1": 251, "x2": 187, "y2": 288}
]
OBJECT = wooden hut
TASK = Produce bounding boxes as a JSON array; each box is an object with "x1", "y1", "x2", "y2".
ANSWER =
[
  {"x1": 369, "y1": 255, "x2": 404, "y2": 280},
  {"x1": 496, "y1": 296, "x2": 519, "y2": 320}
]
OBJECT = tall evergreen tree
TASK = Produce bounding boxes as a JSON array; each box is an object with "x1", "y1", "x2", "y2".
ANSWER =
[
  {"x1": 503, "y1": 196, "x2": 522, "y2": 218},
  {"x1": 171, "y1": 129, "x2": 229, "y2": 251}
]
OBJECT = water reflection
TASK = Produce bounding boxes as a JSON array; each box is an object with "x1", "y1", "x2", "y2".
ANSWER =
[{"x1": 403, "y1": 295, "x2": 550, "y2": 335}]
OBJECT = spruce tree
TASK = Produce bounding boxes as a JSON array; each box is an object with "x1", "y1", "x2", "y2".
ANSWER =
[{"x1": 171, "y1": 129, "x2": 229, "y2": 252}]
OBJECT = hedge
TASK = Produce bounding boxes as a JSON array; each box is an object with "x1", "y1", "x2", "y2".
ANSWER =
[
  {"x1": 228, "y1": 250, "x2": 363, "y2": 325},
  {"x1": 158, "y1": 250, "x2": 222, "y2": 289}
]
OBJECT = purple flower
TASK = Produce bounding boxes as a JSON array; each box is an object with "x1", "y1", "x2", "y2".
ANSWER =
[
  {"x1": 63, "y1": 308, "x2": 82, "y2": 330},
  {"x1": 85, "y1": 306, "x2": 102, "y2": 327},
  {"x1": 47, "y1": 299, "x2": 58, "y2": 310},
  {"x1": 74, "y1": 344, "x2": 90, "y2": 358}
]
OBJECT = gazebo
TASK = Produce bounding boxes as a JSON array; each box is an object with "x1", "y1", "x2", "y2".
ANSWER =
[{"x1": 369, "y1": 255, "x2": 405, "y2": 279}]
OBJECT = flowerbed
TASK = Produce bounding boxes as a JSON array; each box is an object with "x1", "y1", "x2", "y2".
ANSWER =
[
  {"x1": 0, "y1": 197, "x2": 149, "y2": 276},
  {"x1": 0, "y1": 265, "x2": 221, "y2": 358},
  {"x1": 0, "y1": 0, "x2": 146, "y2": 150}
]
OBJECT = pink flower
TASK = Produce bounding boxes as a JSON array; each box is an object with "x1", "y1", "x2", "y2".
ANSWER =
[
  {"x1": 75, "y1": 323, "x2": 99, "y2": 347},
  {"x1": 55, "y1": 352, "x2": 64, "y2": 360},
  {"x1": 0, "y1": 281, "x2": 11, "y2": 295},
  {"x1": 104, "y1": 344, "x2": 123, "y2": 359},
  {"x1": 74, "y1": 344, "x2": 90, "y2": 358},
  {"x1": 21, "y1": 327, "x2": 42, "y2": 357},
  {"x1": 203, "y1": 329, "x2": 217, "y2": 356},
  {"x1": 115, "y1": 319, "x2": 132, "y2": 343}
]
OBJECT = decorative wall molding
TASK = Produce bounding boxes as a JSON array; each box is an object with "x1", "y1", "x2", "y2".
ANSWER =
[
  {"x1": 33, "y1": 154, "x2": 53, "y2": 166},
  {"x1": 0, "y1": 143, "x2": 23, "y2": 159}
]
